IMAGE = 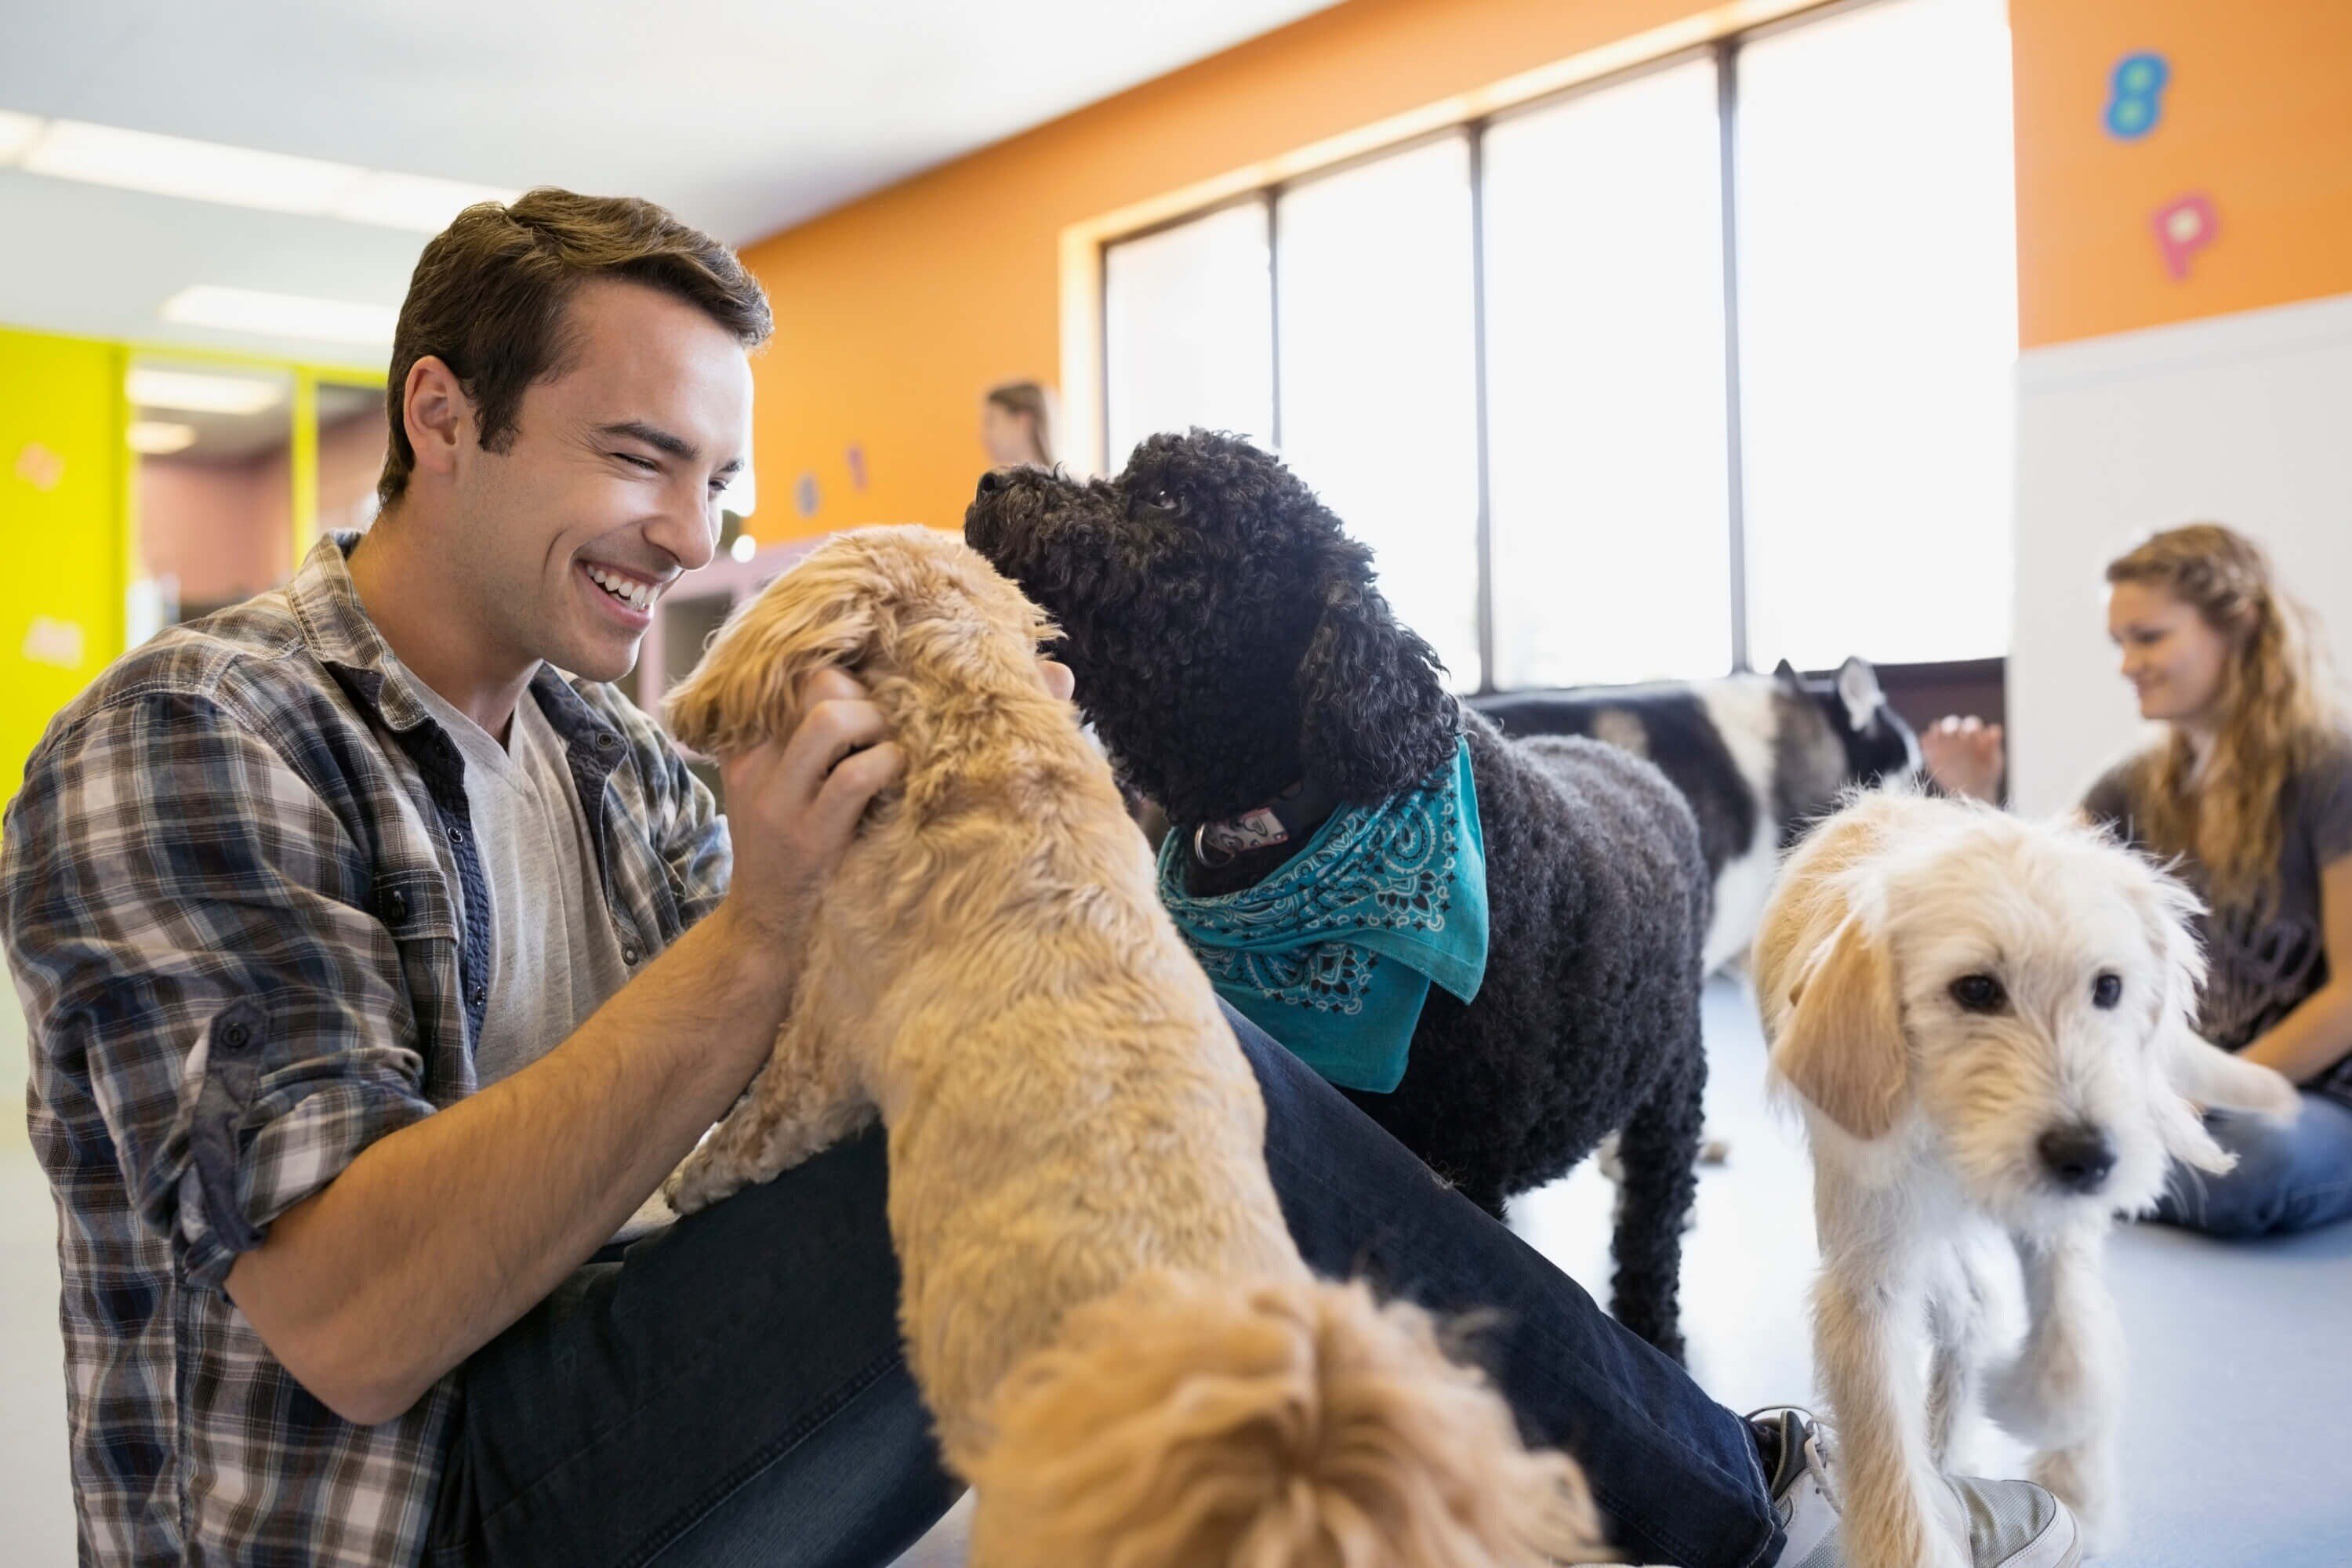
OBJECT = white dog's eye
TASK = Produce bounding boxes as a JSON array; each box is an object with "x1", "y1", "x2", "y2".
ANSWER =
[
  {"x1": 2092, "y1": 972, "x2": 2122, "y2": 1009},
  {"x1": 1950, "y1": 974, "x2": 2007, "y2": 1013}
]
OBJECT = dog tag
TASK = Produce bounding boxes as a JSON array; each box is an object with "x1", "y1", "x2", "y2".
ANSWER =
[{"x1": 1200, "y1": 807, "x2": 1291, "y2": 859}]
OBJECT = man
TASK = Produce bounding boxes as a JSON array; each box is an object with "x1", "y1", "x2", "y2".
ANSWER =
[{"x1": 3, "y1": 190, "x2": 2076, "y2": 1567}]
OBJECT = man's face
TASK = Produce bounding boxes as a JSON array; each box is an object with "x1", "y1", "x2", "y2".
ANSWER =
[{"x1": 448, "y1": 280, "x2": 753, "y2": 683}]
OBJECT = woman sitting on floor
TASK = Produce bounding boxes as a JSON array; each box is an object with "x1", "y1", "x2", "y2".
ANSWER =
[{"x1": 1927, "y1": 522, "x2": 2352, "y2": 1236}]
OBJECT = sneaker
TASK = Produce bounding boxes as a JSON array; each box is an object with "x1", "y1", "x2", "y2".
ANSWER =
[{"x1": 1750, "y1": 1408, "x2": 2081, "y2": 1568}]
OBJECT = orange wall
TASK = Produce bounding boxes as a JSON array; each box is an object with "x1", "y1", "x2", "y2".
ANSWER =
[
  {"x1": 739, "y1": 0, "x2": 1740, "y2": 545},
  {"x1": 2011, "y1": 0, "x2": 2352, "y2": 349},
  {"x1": 739, "y1": 0, "x2": 2352, "y2": 543}
]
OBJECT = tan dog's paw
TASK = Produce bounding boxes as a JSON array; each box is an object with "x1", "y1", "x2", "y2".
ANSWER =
[{"x1": 662, "y1": 1146, "x2": 748, "y2": 1217}]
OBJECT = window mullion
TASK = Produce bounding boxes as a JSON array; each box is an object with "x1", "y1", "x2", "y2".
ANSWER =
[
  {"x1": 1716, "y1": 35, "x2": 1751, "y2": 675},
  {"x1": 1468, "y1": 125, "x2": 1496, "y2": 694}
]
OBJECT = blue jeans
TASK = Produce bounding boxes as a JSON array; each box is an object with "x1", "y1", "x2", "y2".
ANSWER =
[
  {"x1": 426, "y1": 1003, "x2": 1777, "y2": 1568},
  {"x1": 2148, "y1": 1091, "x2": 2352, "y2": 1236}
]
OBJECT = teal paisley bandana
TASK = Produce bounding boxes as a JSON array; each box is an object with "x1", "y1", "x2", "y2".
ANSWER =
[{"x1": 1158, "y1": 738, "x2": 1488, "y2": 1093}]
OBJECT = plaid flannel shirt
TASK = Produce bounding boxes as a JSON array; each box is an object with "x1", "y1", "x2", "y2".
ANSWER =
[{"x1": 2, "y1": 532, "x2": 731, "y2": 1565}]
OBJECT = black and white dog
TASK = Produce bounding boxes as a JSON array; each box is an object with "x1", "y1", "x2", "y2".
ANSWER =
[{"x1": 1473, "y1": 659, "x2": 1918, "y2": 974}]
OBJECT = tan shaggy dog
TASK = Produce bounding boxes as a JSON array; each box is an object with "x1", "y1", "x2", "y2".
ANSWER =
[
  {"x1": 656, "y1": 526, "x2": 1606, "y2": 1568},
  {"x1": 1755, "y1": 791, "x2": 2296, "y2": 1568}
]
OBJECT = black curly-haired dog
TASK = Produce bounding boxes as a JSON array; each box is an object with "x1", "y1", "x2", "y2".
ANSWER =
[{"x1": 965, "y1": 429, "x2": 1710, "y2": 1357}]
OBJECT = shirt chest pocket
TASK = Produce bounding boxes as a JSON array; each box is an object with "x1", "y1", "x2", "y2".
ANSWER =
[
  {"x1": 372, "y1": 866, "x2": 464, "y2": 1064},
  {"x1": 374, "y1": 866, "x2": 459, "y2": 944}
]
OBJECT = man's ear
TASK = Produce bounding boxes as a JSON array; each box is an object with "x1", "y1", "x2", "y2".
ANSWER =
[
  {"x1": 401, "y1": 355, "x2": 470, "y2": 482},
  {"x1": 1771, "y1": 913, "x2": 1910, "y2": 1140},
  {"x1": 662, "y1": 573, "x2": 880, "y2": 759},
  {"x1": 1295, "y1": 554, "x2": 1457, "y2": 800}
]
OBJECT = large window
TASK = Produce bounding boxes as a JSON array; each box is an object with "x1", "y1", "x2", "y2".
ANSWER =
[{"x1": 1100, "y1": 0, "x2": 2016, "y2": 690}]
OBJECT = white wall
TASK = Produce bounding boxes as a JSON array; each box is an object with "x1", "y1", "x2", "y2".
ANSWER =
[{"x1": 2009, "y1": 291, "x2": 2352, "y2": 815}]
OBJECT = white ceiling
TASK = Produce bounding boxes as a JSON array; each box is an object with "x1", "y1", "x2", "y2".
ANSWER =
[{"x1": 0, "y1": 0, "x2": 1336, "y2": 366}]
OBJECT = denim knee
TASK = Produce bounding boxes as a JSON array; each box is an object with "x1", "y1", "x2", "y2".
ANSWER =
[{"x1": 2165, "y1": 1118, "x2": 2298, "y2": 1236}]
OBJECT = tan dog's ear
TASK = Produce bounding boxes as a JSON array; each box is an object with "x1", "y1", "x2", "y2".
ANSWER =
[
  {"x1": 662, "y1": 569, "x2": 881, "y2": 759},
  {"x1": 1772, "y1": 913, "x2": 1909, "y2": 1140}
]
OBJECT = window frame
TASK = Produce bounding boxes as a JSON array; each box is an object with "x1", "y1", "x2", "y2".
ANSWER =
[{"x1": 1094, "y1": 0, "x2": 2009, "y2": 691}]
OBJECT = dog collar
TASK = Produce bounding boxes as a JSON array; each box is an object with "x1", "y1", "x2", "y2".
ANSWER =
[{"x1": 1192, "y1": 780, "x2": 1339, "y2": 867}]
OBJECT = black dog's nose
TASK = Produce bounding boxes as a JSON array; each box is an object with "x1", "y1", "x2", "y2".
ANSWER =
[
  {"x1": 2037, "y1": 1124, "x2": 2117, "y2": 1193},
  {"x1": 976, "y1": 469, "x2": 1009, "y2": 497}
]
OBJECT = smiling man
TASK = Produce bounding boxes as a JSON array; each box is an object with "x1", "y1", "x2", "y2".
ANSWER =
[{"x1": 5, "y1": 190, "x2": 2080, "y2": 1568}]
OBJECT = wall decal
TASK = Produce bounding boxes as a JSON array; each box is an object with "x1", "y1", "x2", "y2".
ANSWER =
[
  {"x1": 2104, "y1": 51, "x2": 2170, "y2": 140},
  {"x1": 13, "y1": 441, "x2": 64, "y2": 492},
  {"x1": 2152, "y1": 192, "x2": 2218, "y2": 279},
  {"x1": 846, "y1": 442, "x2": 868, "y2": 491},
  {"x1": 795, "y1": 472, "x2": 820, "y2": 517}
]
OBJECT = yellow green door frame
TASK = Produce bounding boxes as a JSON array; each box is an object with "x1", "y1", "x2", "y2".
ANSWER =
[{"x1": 86, "y1": 329, "x2": 387, "y2": 603}]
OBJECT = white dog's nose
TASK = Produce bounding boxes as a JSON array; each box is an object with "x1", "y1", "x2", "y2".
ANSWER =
[{"x1": 2037, "y1": 1124, "x2": 2118, "y2": 1193}]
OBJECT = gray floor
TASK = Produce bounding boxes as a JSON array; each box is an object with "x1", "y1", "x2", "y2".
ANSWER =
[{"x1": 4, "y1": 978, "x2": 2347, "y2": 1565}]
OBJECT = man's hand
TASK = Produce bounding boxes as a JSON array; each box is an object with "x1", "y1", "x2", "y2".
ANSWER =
[{"x1": 714, "y1": 670, "x2": 904, "y2": 953}]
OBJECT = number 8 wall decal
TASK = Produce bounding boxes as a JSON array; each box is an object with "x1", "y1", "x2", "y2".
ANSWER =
[{"x1": 2104, "y1": 52, "x2": 2169, "y2": 140}]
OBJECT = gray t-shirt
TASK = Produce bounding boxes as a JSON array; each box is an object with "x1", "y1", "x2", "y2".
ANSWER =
[
  {"x1": 408, "y1": 676, "x2": 635, "y2": 1087},
  {"x1": 2084, "y1": 739, "x2": 2352, "y2": 1106}
]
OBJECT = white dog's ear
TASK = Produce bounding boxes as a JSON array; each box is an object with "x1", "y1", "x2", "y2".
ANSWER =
[
  {"x1": 2125, "y1": 855, "x2": 2301, "y2": 1131},
  {"x1": 2165, "y1": 1028, "x2": 2299, "y2": 1121},
  {"x1": 1772, "y1": 913, "x2": 1908, "y2": 1140}
]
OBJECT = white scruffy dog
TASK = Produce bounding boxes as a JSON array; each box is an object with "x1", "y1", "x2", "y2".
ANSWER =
[{"x1": 1754, "y1": 792, "x2": 2298, "y2": 1568}]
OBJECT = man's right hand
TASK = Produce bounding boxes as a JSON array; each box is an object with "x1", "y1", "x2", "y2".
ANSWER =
[{"x1": 713, "y1": 669, "x2": 904, "y2": 959}]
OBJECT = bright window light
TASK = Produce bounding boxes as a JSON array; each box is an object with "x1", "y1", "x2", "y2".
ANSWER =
[
  {"x1": 1485, "y1": 56, "x2": 1733, "y2": 686},
  {"x1": 1276, "y1": 136, "x2": 1483, "y2": 690},
  {"x1": 126, "y1": 420, "x2": 198, "y2": 455},
  {"x1": 1736, "y1": 0, "x2": 2017, "y2": 669},
  {"x1": 24, "y1": 120, "x2": 364, "y2": 214},
  {"x1": 728, "y1": 533, "x2": 758, "y2": 563},
  {"x1": 126, "y1": 368, "x2": 285, "y2": 416},
  {"x1": 162, "y1": 285, "x2": 399, "y2": 347},
  {"x1": 331, "y1": 170, "x2": 521, "y2": 234},
  {"x1": 0, "y1": 109, "x2": 42, "y2": 165},
  {"x1": 1104, "y1": 201, "x2": 1275, "y2": 469}
]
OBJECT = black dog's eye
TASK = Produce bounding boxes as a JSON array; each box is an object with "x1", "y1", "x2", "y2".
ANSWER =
[
  {"x1": 1950, "y1": 974, "x2": 2007, "y2": 1013},
  {"x1": 2092, "y1": 973, "x2": 2122, "y2": 1009}
]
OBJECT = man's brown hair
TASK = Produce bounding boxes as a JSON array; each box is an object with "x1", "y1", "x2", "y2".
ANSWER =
[{"x1": 378, "y1": 187, "x2": 772, "y2": 510}]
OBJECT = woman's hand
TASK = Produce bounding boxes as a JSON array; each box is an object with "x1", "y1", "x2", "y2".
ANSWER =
[{"x1": 1922, "y1": 714, "x2": 2006, "y2": 802}]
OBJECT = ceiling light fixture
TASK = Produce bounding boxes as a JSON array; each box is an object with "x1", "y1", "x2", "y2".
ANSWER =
[
  {"x1": 0, "y1": 108, "x2": 42, "y2": 165},
  {"x1": 126, "y1": 367, "x2": 286, "y2": 416},
  {"x1": 332, "y1": 169, "x2": 517, "y2": 232},
  {"x1": 24, "y1": 120, "x2": 363, "y2": 214},
  {"x1": 1, "y1": 111, "x2": 517, "y2": 232},
  {"x1": 161, "y1": 285, "x2": 400, "y2": 347},
  {"x1": 127, "y1": 420, "x2": 199, "y2": 455}
]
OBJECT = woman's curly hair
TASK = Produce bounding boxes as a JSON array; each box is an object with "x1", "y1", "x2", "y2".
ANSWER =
[{"x1": 2109, "y1": 523, "x2": 2342, "y2": 911}]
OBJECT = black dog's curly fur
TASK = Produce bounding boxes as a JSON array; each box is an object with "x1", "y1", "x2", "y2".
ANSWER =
[{"x1": 967, "y1": 430, "x2": 1710, "y2": 1357}]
